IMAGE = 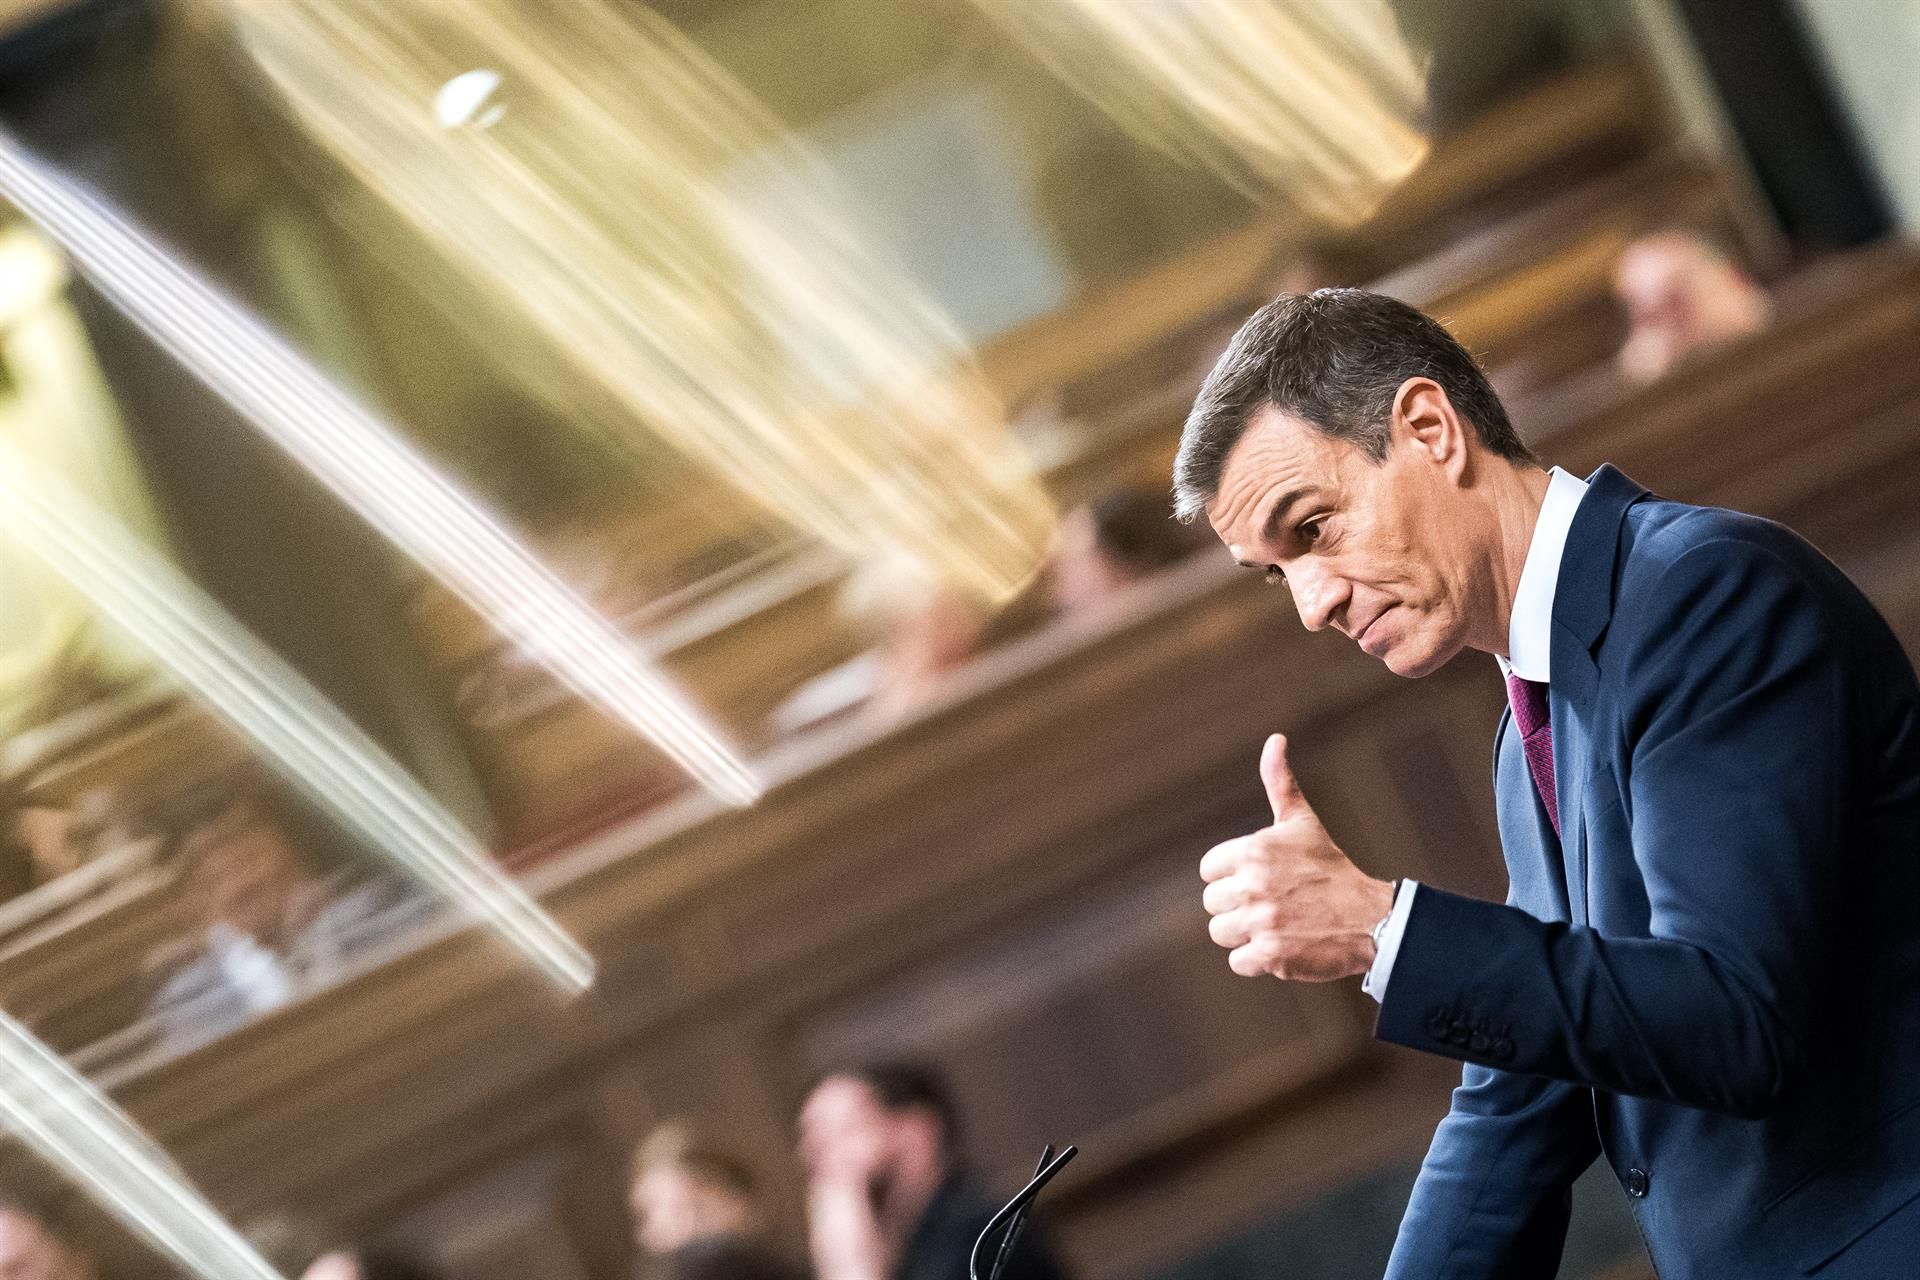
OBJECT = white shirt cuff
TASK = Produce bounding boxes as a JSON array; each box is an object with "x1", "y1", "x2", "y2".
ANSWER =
[{"x1": 1361, "y1": 879, "x2": 1419, "y2": 1003}]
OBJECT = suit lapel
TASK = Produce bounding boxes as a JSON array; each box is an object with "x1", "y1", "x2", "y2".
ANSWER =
[
  {"x1": 1551, "y1": 621, "x2": 1597, "y2": 921},
  {"x1": 1547, "y1": 465, "x2": 1650, "y2": 925}
]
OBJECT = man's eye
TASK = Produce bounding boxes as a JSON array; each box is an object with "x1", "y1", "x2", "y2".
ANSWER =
[{"x1": 1300, "y1": 518, "x2": 1326, "y2": 545}]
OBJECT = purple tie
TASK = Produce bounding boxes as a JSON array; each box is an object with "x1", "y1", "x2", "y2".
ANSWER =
[{"x1": 1506, "y1": 673, "x2": 1560, "y2": 837}]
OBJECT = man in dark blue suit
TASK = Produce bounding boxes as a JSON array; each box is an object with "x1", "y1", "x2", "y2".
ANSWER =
[{"x1": 1174, "y1": 289, "x2": 1920, "y2": 1279}]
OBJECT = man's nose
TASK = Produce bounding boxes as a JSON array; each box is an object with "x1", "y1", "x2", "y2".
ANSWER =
[{"x1": 1290, "y1": 565, "x2": 1348, "y2": 633}]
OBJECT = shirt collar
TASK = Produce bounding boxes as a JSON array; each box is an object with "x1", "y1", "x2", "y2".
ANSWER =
[{"x1": 1499, "y1": 466, "x2": 1589, "y2": 683}]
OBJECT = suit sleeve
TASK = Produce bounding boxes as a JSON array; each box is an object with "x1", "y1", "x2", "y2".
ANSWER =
[
  {"x1": 1385, "y1": 1065, "x2": 1598, "y2": 1279},
  {"x1": 1377, "y1": 536, "x2": 1846, "y2": 1117}
]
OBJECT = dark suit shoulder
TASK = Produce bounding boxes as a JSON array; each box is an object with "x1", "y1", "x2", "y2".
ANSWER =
[
  {"x1": 1621, "y1": 498, "x2": 1828, "y2": 573},
  {"x1": 1612, "y1": 498, "x2": 1863, "y2": 634},
  {"x1": 1607, "y1": 495, "x2": 1919, "y2": 734}
]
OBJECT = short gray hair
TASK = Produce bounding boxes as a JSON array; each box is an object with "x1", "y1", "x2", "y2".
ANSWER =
[{"x1": 1172, "y1": 290, "x2": 1535, "y2": 521}]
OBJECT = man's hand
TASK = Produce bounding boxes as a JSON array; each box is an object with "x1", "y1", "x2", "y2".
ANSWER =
[
  {"x1": 806, "y1": 1176, "x2": 892, "y2": 1280},
  {"x1": 1201, "y1": 734, "x2": 1396, "y2": 981}
]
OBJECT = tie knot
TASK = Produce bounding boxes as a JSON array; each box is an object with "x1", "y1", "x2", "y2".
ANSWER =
[{"x1": 1506, "y1": 673, "x2": 1551, "y2": 738}]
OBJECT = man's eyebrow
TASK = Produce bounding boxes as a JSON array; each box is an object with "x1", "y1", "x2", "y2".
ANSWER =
[
  {"x1": 1259, "y1": 487, "x2": 1316, "y2": 544},
  {"x1": 1231, "y1": 487, "x2": 1316, "y2": 569}
]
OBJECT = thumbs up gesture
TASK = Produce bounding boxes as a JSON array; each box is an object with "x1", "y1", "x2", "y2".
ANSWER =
[{"x1": 1200, "y1": 734, "x2": 1396, "y2": 981}]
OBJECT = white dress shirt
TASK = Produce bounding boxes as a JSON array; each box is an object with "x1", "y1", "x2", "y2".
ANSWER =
[
  {"x1": 1362, "y1": 467, "x2": 1590, "y2": 1001},
  {"x1": 206, "y1": 923, "x2": 297, "y2": 1014}
]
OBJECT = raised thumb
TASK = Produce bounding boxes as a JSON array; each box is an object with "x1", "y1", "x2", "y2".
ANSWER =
[{"x1": 1260, "y1": 732, "x2": 1306, "y2": 823}]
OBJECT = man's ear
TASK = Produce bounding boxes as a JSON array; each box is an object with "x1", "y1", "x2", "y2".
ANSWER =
[{"x1": 1392, "y1": 377, "x2": 1469, "y2": 481}]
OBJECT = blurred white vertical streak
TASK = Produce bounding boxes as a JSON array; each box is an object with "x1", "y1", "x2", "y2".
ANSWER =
[
  {"x1": 0, "y1": 438, "x2": 594, "y2": 992},
  {"x1": 0, "y1": 129, "x2": 761, "y2": 809},
  {"x1": 0, "y1": 1011, "x2": 284, "y2": 1280}
]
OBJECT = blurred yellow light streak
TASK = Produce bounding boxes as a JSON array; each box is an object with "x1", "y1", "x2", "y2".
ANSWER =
[
  {"x1": 968, "y1": 0, "x2": 1429, "y2": 219},
  {"x1": 0, "y1": 1011, "x2": 286, "y2": 1280},
  {"x1": 210, "y1": 0, "x2": 1055, "y2": 603},
  {"x1": 0, "y1": 130, "x2": 761, "y2": 808},
  {"x1": 0, "y1": 437, "x2": 595, "y2": 993}
]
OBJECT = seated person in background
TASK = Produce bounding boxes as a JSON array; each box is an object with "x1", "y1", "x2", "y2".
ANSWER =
[
  {"x1": 143, "y1": 776, "x2": 422, "y2": 1055},
  {"x1": 630, "y1": 1124, "x2": 803, "y2": 1280},
  {"x1": 771, "y1": 562, "x2": 990, "y2": 736},
  {"x1": 245, "y1": 1212, "x2": 449, "y2": 1280},
  {"x1": 1047, "y1": 490, "x2": 1198, "y2": 615},
  {"x1": 1612, "y1": 230, "x2": 1771, "y2": 384},
  {"x1": 300, "y1": 1248, "x2": 449, "y2": 1280},
  {"x1": 0, "y1": 1186, "x2": 100, "y2": 1280},
  {"x1": 455, "y1": 511, "x2": 667, "y2": 730},
  {"x1": 870, "y1": 586, "x2": 989, "y2": 721},
  {"x1": 799, "y1": 1062, "x2": 1070, "y2": 1280},
  {"x1": 9, "y1": 786, "x2": 147, "y2": 892}
]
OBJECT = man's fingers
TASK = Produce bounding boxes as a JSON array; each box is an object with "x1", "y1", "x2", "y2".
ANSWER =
[
  {"x1": 1260, "y1": 732, "x2": 1309, "y2": 823},
  {"x1": 1208, "y1": 909, "x2": 1252, "y2": 949},
  {"x1": 1201, "y1": 878, "x2": 1242, "y2": 915},
  {"x1": 1228, "y1": 940, "x2": 1275, "y2": 978},
  {"x1": 1199, "y1": 835, "x2": 1245, "y2": 882}
]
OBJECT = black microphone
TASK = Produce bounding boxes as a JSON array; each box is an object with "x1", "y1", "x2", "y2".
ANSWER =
[{"x1": 968, "y1": 1144, "x2": 1078, "y2": 1280}]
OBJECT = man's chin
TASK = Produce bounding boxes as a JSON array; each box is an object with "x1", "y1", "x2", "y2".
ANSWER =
[{"x1": 1377, "y1": 639, "x2": 1452, "y2": 679}]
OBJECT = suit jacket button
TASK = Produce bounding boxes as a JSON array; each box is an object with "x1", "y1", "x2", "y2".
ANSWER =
[
  {"x1": 1491, "y1": 1038, "x2": 1515, "y2": 1061},
  {"x1": 1627, "y1": 1168, "x2": 1649, "y2": 1198}
]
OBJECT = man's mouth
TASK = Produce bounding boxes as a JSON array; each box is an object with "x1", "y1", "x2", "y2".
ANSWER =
[{"x1": 1356, "y1": 608, "x2": 1393, "y2": 654}]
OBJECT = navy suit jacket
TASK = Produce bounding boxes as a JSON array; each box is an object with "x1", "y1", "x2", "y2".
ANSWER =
[{"x1": 1378, "y1": 466, "x2": 1920, "y2": 1279}]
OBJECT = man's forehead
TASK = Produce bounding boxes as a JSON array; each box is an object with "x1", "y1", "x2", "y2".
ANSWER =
[{"x1": 1210, "y1": 409, "x2": 1337, "y2": 530}]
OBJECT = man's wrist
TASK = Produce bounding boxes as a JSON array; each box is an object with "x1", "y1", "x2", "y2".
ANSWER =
[
  {"x1": 1362, "y1": 879, "x2": 1418, "y2": 1001},
  {"x1": 1368, "y1": 878, "x2": 1402, "y2": 961}
]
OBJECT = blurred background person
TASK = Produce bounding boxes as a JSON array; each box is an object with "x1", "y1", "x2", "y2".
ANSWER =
[
  {"x1": 1612, "y1": 230, "x2": 1772, "y2": 384},
  {"x1": 301, "y1": 1246, "x2": 452, "y2": 1280},
  {"x1": 772, "y1": 562, "x2": 993, "y2": 735},
  {"x1": 8, "y1": 786, "x2": 143, "y2": 890},
  {"x1": 630, "y1": 1123, "x2": 802, "y2": 1280},
  {"x1": 0, "y1": 1187, "x2": 100, "y2": 1280},
  {"x1": 799, "y1": 1063, "x2": 1069, "y2": 1280},
  {"x1": 866, "y1": 586, "x2": 992, "y2": 722},
  {"x1": 142, "y1": 774, "x2": 423, "y2": 1054},
  {"x1": 243, "y1": 1211, "x2": 332, "y2": 1279},
  {"x1": 242, "y1": 1211, "x2": 451, "y2": 1280},
  {"x1": 1047, "y1": 490, "x2": 1198, "y2": 616}
]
